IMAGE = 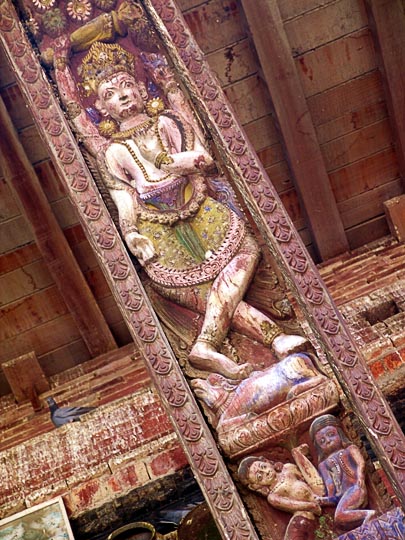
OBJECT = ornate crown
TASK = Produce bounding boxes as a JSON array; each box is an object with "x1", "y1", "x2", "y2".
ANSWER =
[{"x1": 79, "y1": 41, "x2": 136, "y2": 96}]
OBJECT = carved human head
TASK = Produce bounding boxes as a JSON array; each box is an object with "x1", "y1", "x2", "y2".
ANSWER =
[
  {"x1": 310, "y1": 414, "x2": 350, "y2": 459},
  {"x1": 79, "y1": 41, "x2": 148, "y2": 121},
  {"x1": 238, "y1": 456, "x2": 277, "y2": 496}
]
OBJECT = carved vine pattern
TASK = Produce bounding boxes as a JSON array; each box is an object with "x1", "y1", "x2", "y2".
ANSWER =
[
  {"x1": 0, "y1": 2, "x2": 258, "y2": 538},
  {"x1": 147, "y1": 0, "x2": 405, "y2": 492}
]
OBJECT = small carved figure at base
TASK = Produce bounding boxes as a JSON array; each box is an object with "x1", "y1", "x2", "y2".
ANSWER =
[
  {"x1": 238, "y1": 445, "x2": 328, "y2": 540},
  {"x1": 310, "y1": 414, "x2": 376, "y2": 532}
]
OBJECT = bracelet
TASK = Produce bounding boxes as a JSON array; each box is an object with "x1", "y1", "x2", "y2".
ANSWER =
[
  {"x1": 261, "y1": 321, "x2": 283, "y2": 346},
  {"x1": 54, "y1": 56, "x2": 68, "y2": 70},
  {"x1": 154, "y1": 151, "x2": 174, "y2": 169},
  {"x1": 121, "y1": 220, "x2": 138, "y2": 236}
]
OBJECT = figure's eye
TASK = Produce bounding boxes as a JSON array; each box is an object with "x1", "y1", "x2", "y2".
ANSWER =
[
  {"x1": 123, "y1": 80, "x2": 135, "y2": 88},
  {"x1": 104, "y1": 90, "x2": 114, "y2": 100},
  {"x1": 256, "y1": 473, "x2": 263, "y2": 482}
]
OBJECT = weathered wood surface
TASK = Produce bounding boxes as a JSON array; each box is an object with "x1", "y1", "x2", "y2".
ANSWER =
[
  {"x1": 241, "y1": 0, "x2": 349, "y2": 260},
  {"x1": 283, "y1": 0, "x2": 368, "y2": 55},
  {"x1": 384, "y1": 195, "x2": 405, "y2": 241},
  {"x1": 0, "y1": 96, "x2": 117, "y2": 358},
  {"x1": 2, "y1": 351, "x2": 49, "y2": 408},
  {"x1": 366, "y1": 0, "x2": 405, "y2": 188}
]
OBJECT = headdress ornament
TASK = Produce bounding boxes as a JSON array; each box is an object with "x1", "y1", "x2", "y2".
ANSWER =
[
  {"x1": 310, "y1": 414, "x2": 339, "y2": 441},
  {"x1": 79, "y1": 41, "x2": 135, "y2": 96}
]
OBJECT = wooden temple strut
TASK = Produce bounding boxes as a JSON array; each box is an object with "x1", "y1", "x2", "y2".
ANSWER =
[
  {"x1": 0, "y1": 3, "x2": 404, "y2": 539},
  {"x1": 0, "y1": 4, "x2": 259, "y2": 539}
]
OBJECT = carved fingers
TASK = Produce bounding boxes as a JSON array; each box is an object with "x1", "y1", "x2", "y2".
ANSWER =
[{"x1": 125, "y1": 232, "x2": 155, "y2": 265}]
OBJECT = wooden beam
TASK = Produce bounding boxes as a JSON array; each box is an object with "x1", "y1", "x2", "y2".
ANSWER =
[
  {"x1": 240, "y1": 0, "x2": 349, "y2": 261},
  {"x1": 0, "y1": 96, "x2": 117, "y2": 357},
  {"x1": 384, "y1": 195, "x2": 405, "y2": 241},
  {"x1": 366, "y1": 0, "x2": 405, "y2": 188},
  {"x1": 2, "y1": 351, "x2": 49, "y2": 410}
]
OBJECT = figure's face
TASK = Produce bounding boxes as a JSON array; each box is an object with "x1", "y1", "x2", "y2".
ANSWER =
[
  {"x1": 314, "y1": 425, "x2": 342, "y2": 455},
  {"x1": 96, "y1": 72, "x2": 144, "y2": 121},
  {"x1": 247, "y1": 460, "x2": 276, "y2": 487}
]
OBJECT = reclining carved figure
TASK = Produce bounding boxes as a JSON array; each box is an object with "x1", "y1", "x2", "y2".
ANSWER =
[{"x1": 191, "y1": 352, "x2": 327, "y2": 429}]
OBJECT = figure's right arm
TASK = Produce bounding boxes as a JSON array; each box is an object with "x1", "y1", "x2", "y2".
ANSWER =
[
  {"x1": 104, "y1": 145, "x2": 156, "y2": 266},
  {"x1": 291, "y1": 445, "x2": 325, "y2": 496},
  {"x1": 108, "y1": 187, "x2": 155, "y2": 265},
  {"x1": 316, "y1": 462, "x2": 339, "y2": 505},
  {"x1": 53, "y1": 36, "x2": 107, "y2": 156}
]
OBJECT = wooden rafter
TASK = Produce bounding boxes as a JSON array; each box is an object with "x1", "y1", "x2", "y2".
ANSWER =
[
  {"x1": 366, "y1": 0, "x2": 405, "y2": 188},
  {"x1": 240, "y1": 0, "x2": 349, "y2": 261},
  {"x1": 0, "y1": 95, "x2": 117, "y2": 358}
]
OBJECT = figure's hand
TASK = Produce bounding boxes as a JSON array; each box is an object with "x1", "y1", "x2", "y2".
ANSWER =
[
  {"x1": 315, "y1": 495, "x2": 338, "y2": 507},
  {"x1": 125, "y1": 232, "x2": 155, "y2": 265},
  {"x1": 138, "y1": 134, "x2": 161, "y2": 164}
]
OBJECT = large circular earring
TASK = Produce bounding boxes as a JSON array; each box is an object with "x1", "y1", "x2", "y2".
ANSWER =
[
  {"x1": 146, "y1": 97, "x2": 165, "y2": 117},
  {"x1": 98, "y1": 117, "x2": 118, "y2": 137}
]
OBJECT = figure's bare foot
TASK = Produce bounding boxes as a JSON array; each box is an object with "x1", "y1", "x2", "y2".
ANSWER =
[
  {"x1": 272, "y1": 333, "x2": 309, "y2": 359},
  {"x1": 189, "y1": 341, "x2": 253, "y2": 380}
]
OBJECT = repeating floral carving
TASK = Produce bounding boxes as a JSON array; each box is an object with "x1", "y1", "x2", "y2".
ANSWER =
[
  {"x1": 0, "y1": 4, "x2": 258, "y2": 538},
  {"x1": 149, "y1": 0, "x2": 405, "y2": 498},
  {"x1": 218, "y1": 379, "x2": 340, "y2": 458}
]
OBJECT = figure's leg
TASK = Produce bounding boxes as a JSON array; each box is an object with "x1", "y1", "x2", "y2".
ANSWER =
[
  {"x1": 232, "y1": 301, "x2": 309, "y2": 359},
  {"x1": 284, "y1": 513, "x2": 316, "y2": 540},
  {"x1": 189, "y1": 235, "x2": 259, "y2": 379},
  {"x1": 334, "y1": 493, "x2": 376, "y2": 531}
]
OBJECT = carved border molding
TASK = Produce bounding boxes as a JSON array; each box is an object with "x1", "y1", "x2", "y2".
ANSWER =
[
  {"x1": 143, "y1": 0, "x2": 405, "y2": 503},
  {"x1": 218, "y1": 379, "x2": 340, "y2": 459},
  {"x1": 0, "y1": 2, "x2": 259, "y2": 539}
]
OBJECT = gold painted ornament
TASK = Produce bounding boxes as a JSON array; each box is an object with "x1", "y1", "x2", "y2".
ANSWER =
[
  {"x1": 98, "y1": 118, "x2": 118, "y2": 137},
  {"x1": 146, "y1": 97, "x2": 165, "y2": 117}
]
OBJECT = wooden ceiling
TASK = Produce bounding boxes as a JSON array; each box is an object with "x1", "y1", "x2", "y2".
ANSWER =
[{"x1": 0, "y1": 0, "x2": 405, "y2": 397}]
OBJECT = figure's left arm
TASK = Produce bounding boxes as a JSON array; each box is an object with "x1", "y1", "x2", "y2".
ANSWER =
[
  {"x1": 348, "y1": 445, "x2": 367, "y2": 489},
  {"x1": 151, "y1": 115, "x2": 215, "y2": 175}
]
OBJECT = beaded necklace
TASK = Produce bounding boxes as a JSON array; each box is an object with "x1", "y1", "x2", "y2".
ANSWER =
[{"x1": 113, "y1": 117, "x2": 173, "y2": 183}]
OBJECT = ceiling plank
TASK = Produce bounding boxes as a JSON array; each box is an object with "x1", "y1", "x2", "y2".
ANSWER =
[
  {"x1": 240, "y1": 0, "x2": 349, "y2": 261},
  {"x1": 0, "y1": 95, "x2": 117, "y2": 358},
  {"x1": 366, "y1": 0, "x2": 405, "y2": 188}
]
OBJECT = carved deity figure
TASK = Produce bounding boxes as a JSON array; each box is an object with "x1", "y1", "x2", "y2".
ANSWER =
[
  {"x1": 238, "y1": 446, "x2": 325, "y2": 540},
  {"x1": 310, "y1": 414, "x2": 376, "y2": 531},
  {"x1": 192, "y1": 352, "x2": 327, "y2": 429},
  {"x1": 53, "y1": 37, "x2": 309, "y2": 380}
]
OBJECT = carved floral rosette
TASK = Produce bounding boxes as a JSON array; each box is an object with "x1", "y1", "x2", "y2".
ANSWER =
[{"x1": 218, "y1": 378, "x2": 340, "y2": 459}]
